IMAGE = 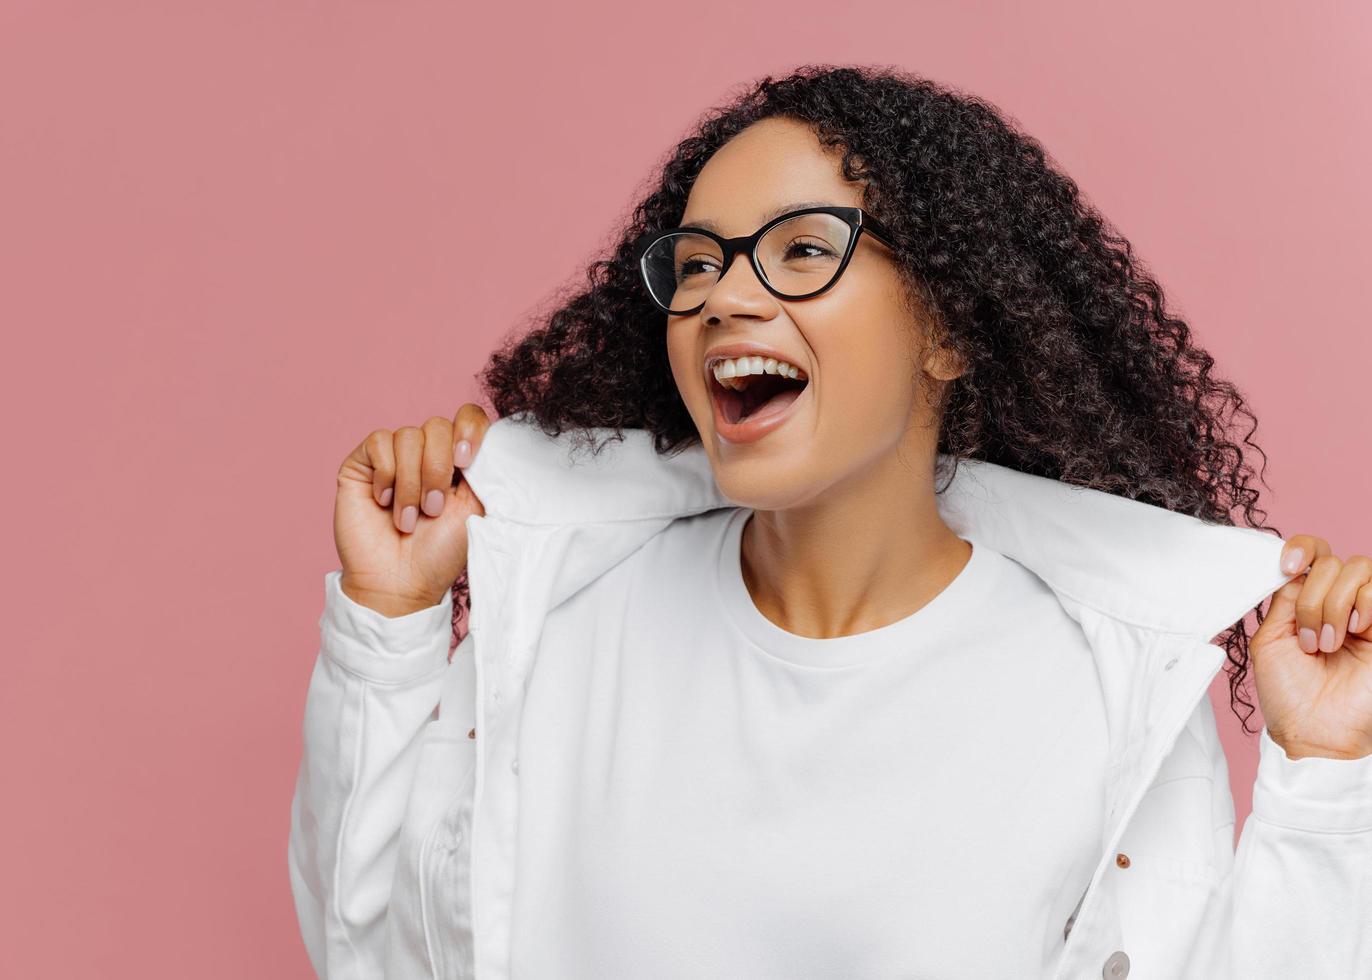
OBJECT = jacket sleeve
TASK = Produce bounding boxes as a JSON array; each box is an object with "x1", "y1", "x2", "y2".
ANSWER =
[
  {"x1": 1185, "y1": 696, "x2": 1372, "y2": 978},
  {"x1": 287, "y1": 569, "x2": 454, "y2": 979}
]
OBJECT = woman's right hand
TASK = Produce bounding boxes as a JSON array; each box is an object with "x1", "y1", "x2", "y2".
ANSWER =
[{"x1": 333, "y1": 403, "x2": 493, "y2": 617}]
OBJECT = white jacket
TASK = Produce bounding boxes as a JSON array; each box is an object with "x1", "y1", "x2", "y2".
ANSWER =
[{"x1": 289, "y1": 411, "x2": 1372, "y2": 980}]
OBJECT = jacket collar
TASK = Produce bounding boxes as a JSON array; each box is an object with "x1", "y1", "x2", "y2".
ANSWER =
[{"x1": 463, "y1": 411, "x2": 1294, "y2": 643}]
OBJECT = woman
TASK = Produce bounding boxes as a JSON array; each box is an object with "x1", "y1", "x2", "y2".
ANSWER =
[{"x1": 292, "y1": 66, "x2": 1372, "y2": 978}]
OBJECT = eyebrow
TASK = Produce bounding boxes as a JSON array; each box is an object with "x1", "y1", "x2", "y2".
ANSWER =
[{"x1": 681, "y1": 200, "x2": 840, "y2": 235}]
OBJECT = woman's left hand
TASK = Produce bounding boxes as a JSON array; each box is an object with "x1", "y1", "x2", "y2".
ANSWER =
[{"x1": 1250, "y1": 534, "x2": 1372, "y2": 760}]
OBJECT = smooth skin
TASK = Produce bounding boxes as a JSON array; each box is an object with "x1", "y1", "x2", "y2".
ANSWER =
[
  {"x1": 664, "y1": 117, "x2": 976, "y2": 648},
  {"x1": 333, "y1": 117, "x2": 1371, "y2": 761},
  {"x1": 335, "y1": 402, "x2": 492, "y2": 617},
  {"x1": 1259, "y1": 538, "x2": 1372, "y2": 759}
]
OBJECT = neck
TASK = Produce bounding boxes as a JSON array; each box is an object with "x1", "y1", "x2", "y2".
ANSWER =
[{"x1": 739, "y1": 450, "x2": 972, "y2": 640}]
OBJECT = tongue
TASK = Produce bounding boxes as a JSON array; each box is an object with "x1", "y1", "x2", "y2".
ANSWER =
[{"x1": 741, "y1": 385, "x2": 803, "y2": 422}]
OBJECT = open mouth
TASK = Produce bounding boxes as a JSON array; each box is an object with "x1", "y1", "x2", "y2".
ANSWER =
[{"x1": 709, "y1": 370, "x2": 810, "y2": 425}]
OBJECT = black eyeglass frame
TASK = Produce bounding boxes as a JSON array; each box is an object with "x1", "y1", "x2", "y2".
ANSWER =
[{"x1": 631, "y1": 205, "x2": 898, "y2": 316}]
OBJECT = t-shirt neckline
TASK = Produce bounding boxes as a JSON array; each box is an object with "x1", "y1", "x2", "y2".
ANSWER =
[{"x1": 713, "y1": 507, "x2": 994, "y2": 669}]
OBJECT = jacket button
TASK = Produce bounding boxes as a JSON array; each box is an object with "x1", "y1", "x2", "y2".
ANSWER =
[
  {"x1": 468, "y1": 728, "x2": 476, "y2": 740},
  {"x1": 1115, "y1": 852, "x2": 1131, "y2": 869},
  {"x1": 510, "y1": 757, "x2": 519, "y2": 774},
  {"x1": 1102, "y1": 950, "x2": 1130, "y2": 977}
]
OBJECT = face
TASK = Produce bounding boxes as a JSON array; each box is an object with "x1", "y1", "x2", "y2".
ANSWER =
[{"x1": 665, "y1": 116, "x2": 956, "y2": 511}]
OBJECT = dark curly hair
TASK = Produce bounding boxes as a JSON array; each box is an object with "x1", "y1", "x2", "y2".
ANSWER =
[{"x1": 449, "y1": 63, "x2": 1283, "y2": 736}]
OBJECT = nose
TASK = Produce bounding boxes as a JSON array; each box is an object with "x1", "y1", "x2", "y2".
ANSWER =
[{"x1": 700, "y1": 251, "x2": 773, "y2": 323}]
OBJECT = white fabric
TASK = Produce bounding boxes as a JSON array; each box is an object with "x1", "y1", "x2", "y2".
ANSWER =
[
  {"x1": 288, "y1": 411, "x2": 1372, "y2": 980},
  {"x1": 509, "y1": 506, "x2": 1110, "y2": 978}
]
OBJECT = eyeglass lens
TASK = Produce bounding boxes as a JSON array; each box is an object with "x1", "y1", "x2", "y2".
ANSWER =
[{"x1": 641, "y1": 212, "x2": 854, "y2": 314}]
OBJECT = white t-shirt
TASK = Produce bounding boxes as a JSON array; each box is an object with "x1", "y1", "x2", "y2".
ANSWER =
[{"x1": 508, "y1": 506, "x2": 1110, "y2": 978}]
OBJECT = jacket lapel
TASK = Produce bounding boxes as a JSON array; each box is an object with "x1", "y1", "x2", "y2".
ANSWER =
[{"x1": 933, "y1": 455, "x2": 1294, "y2": 642}]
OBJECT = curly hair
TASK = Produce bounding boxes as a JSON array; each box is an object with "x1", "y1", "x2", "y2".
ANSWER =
[{"x1": 449, "y1": 63, "x2": 1283, "y2": 736}]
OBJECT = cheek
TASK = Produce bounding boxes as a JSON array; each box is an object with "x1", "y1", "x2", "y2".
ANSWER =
[
  {"x1": 813, "y1": 322, "x2": 917, "y2": 424},
  {"x1": 665, "y1": 325, "x2": 704, "y2": 409},
  {"x1": 808, "y1": 265, "x2": 918, "y2": 415}
]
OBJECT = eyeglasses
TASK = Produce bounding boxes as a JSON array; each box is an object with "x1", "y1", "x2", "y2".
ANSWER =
[{"x1": 631, "y1": 205, "x2": 897, "y2": 316}]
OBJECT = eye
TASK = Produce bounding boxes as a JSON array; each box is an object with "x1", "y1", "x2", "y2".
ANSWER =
[
  {"x1": 782, "y1": 238, "x2": 836, "y2": 260},
  {"x1": 678, "y1": 255, "x2": 720, "y2": 279}
]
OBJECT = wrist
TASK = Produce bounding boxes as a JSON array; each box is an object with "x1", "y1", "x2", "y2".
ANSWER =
[
  {"x1": 339, "y1": 575, "x2": 444, "y2": 618},
  {"x1": 1267, "y1": 726, "x2": 1372, "y2": 761}
]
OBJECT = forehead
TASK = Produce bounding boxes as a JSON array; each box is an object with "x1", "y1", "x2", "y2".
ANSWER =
[{"x1": 681, "y1": 118, "x2": 865, "y2": 237}]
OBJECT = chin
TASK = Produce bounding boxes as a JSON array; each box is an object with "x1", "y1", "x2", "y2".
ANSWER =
[{"x1": 706, "y1": 455, "x2": 819, "y2": 514}]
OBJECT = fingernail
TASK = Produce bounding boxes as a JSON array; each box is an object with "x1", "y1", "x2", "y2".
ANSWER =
[
  {"x1": 1299, "y1": 627, "x2": 1317, "y2": 653},
  {"x1": 454, "y1": 440, "x2": 472, "y2": 468},
  {"x1": 1319, "y1": 622, "x2": 1337, "y2": 653},
  {"x1": 400, "y1": 505, "x2": 417, "y2": 533},
  {"x1": 423, "y1": 489, "x2": 444, "y2": 517},
  {"x1": 1281, "y1": 547, "x2": 1306, "y2": 575},
  {"x1": 1352, "y1": 609, "x2": 1361, "y2": 632},
  {"x1": 379, "y1": 487, "x2": 393, "y2": 507}
]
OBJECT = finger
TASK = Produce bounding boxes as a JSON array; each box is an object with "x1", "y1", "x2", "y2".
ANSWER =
[
  {"x1": 392, "y1": 426, "x2": 424, "y2": 534},
  {"x1": 338, "y1": 429, "x2": 396, "y2": 506},
  {"x1": 1280, "y1": 533, "x2": 1330, "y2": 576},
  {"x1": 1352, "y1": 581, "x2": 1372, "y2": 636},
  {"x1": 419, "y1": 416, "x2": 455, "y2": 518},
  {"x1": 1295, "y1": 554, "x2": 1343, "y2": 654},
  {"x1": 1321, "y1": 555, "x2": 1372, "y2": 651},
  {"x1": 364, "y1": 429, "x2": 396, "y2": 507},
  {"x1": 1258, "y1": 574, "x2": 1303, "y2": 641},
  {"x1": 452, "y1": 402, "x2": 493, "y2": 470}
]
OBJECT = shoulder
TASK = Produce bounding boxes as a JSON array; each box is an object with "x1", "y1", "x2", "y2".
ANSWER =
[
  {"x1": 551, "y1": 506, "x2": 740, "y2": 616},
  {"x1": 639, "y1": 505, "x2": 741, "y2": 562},
  {"x1": 574, "y1": 505, "x2": 741, "y2": 588},
  {"x1": 980, "y1": 544, "x2": 1097, "y2": 650}
]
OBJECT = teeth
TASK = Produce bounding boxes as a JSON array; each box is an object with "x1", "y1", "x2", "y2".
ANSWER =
[{"x1": 710, "y1": 354, "x2": 807, "y2": 391}]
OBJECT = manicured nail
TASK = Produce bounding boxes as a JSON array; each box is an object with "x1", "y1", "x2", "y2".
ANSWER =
[
  {"x1": 1299, "y1": 627, "x2": 1317, "y2": 653},
  {"x1": 423, "y1": 489, "x2": 444, "y2": 517},
  {"x1": 1352, "y1": 609, "x2": 1361, "y2": 632},
  {"x1": 400, "y1": 505, "x2": 417, "y2": 534},
  {"x1": 379, "y1": 486, "x2": 393, "y2": 507},
  {"x1": 1319, "y1": 623, "x2": 1337, "y2": 653},
  {"x1": 454, "y1": 440, "x2": 472, "y2": 468},
  {"x1": 1281, "y1": 547, "x2": 1306, "y2": 575}
]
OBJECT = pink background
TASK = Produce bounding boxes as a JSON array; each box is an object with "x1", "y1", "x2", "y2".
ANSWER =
[{"x1": 3, "y1": 1, "x2": 1369, "y2": 975}]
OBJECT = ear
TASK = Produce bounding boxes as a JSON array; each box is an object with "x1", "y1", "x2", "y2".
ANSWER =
[{"x1": 922, "y1": 344, "x2": 966, "y2": 382}]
